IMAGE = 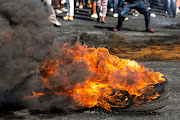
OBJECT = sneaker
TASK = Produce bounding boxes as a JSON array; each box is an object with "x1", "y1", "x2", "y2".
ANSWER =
[
  {"x1": 133, "y1": 11, "x2": 139, "y2": 16},
  {"x1": 112, "y1": 28, "x2": 122, "y2": 31},
  {"x1": 91, "y1": 13, "x2": 98, "y2": 18},
  {"x1": 55, "y1": 9, "x2": 63, "y2": 14},
  {"x1": 146, "y1": 27, "x2": 154, "y2": 33},
  {"x1": 99, "y1": 12, "x2": 102, "y2": 17},
  {"x1": 53, "y1": 21, "x2": 61, "y2": 27},
  {"x1": 79, "y1": 5, "x2": 83, "y2": 9},
  {"x1": 150, "y1": 13, "x2": 156, "y2": 17},
  {"x1": 61, "y1": 8, "x2": 68, "y2": 12},
  {"x1": 124, "y1": 17, "x2": 128, "y2": 21},
  {"x1": 113, "y1": 13, "x2": 118, "y2": 18},
  {"x1": 110, "y1": 8, "x2": 114, "y2": 12}
]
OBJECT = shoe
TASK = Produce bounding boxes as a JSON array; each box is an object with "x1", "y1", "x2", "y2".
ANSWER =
[
  {"x1": 146, "y1": 27, "x2": 154, "y2": 33},
  {"x1": 69, "y1": 16, "x2": 74, "y2": 21},
  {"x1": 91, "y1": 13, "x2": 98, "y2": 18},
  {"x1": 110, "y1": 8, "x2": 114, "y2": 12},
  {"x1": 113, "y1": 13, "x2": 118, "y2": 18},
  {"x1": 55, "y1": 9, "x2": 63, "y2": 14},
  {"x1": 165, "y1": 14, "x2": 171, "y2": 18},
  {"x1": 133, "y1": 11, "x2": 139, "y2": 16},
  {"x1": 79, "y1": 5, "x2": 83, "y2": 9},
  {"x1": 150, "y1": 13, "x2": 156, "y2": 17},
  {"x1": 173, "y1": 15, "x2": 177, "y2": 18},
  {"x1": 124, "y1": 17, "x2": 128, "y2": 21},
  {"x1": 112, "y1": 28, "x2": 122, "y2": 31},
  {"x1": 53, "y1": 21, "x2": 61, "y2": 27},
  {"x1": 101, "y1": 21, "x2": 106, "y2": 24},
  {"x1": 63, "y1": 15, "x2": 69, "y2": 20},
  {"x1": 61, "y1": 8, "x2": 68, "y2": 12},
  {"x1": 100, "y1": 12, "x2": 102, "y2": 17}
]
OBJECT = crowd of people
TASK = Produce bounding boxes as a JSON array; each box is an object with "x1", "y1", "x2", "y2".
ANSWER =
[{"x1": 42, "y1": 0, "x2": 180, "y2": 33}]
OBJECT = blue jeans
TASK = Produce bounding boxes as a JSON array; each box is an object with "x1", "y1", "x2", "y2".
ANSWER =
[
  {"x1": 167, "y1": 0, "x2": 177, "y2": 16},
  {"x1": 110, "y1": 0, "x2": 117, "y2": 13},
  {"x1": 116, "y1": 1, "x2": 150, "y2": 30}
]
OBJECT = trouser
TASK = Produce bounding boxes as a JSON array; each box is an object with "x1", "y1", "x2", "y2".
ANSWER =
[
  {"x1": 43, "y1": 0, "x2": 59, "y2": 24},
  {"x1": 96, "y1": 0, "x2": 108, "y2": 16},
  {"x1": 110, "y1": 0, "x2": 118, "y2": 13},
  {"x1": 167, "y1": 0, "x2": 177, "y2": 16},
  {"x1": 66, "y1": 0, "x2": 74, "y2": 16},
  {"x1": 116, "y1": 1, "x2": 150, "y2": 30}
]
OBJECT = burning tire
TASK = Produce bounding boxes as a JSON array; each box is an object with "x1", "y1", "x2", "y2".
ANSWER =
[{"x1": 107, "y1": 79, "x2": 169, "y2": 112}]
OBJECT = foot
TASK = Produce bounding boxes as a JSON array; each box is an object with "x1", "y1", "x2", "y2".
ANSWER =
[
  {"x1": 146, "y1": 27, "x2": 154, "y2": 33},
  {"x1": 91, "y1": 13, "x2": 98, "y2": 18},
  {"x1": 53, "y1": 21, "x2": 61, "y2": 27},
  {"x1": 173, "y1": 15, "x2": 177, "y2": 18},
  {"x1": 79, "y1": 5, "x2": 83, "y2": 9},
  {"x1": 55, "y1": 9, "x2": 63, "y2": 14},
  {"x1": 61, "y1": 8, "x2": 68, "y2": 12},
  {"x1": 63, "y1": 15, "x2": 69, "y2": 20},
  {"x1": 113, "y1": 13, "x2": 118, "y2": 18},
  {"x1": 101, "y1": 21, "x2": 106, "y2": 24},
  {"x1": 69, "y1": 16, "x2": 74, "y2": 21},
  {"x1": 112, "y1": 28, "x2": 122, "y2": 31}
]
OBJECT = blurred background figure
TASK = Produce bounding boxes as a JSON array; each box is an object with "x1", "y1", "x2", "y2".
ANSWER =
[
  {"x1": 110, "y1": 0, "x2": 118, "y2": 17},
  {"x1": 53, "y1": 0, "x2": 68, "y2": 14},
  {"x1": 63, "y1": 0, "x2": 74, "y2": 20},
  {"x1": 43, "y1": 0, "x2": 61, "y2": 27},
  {"x1": 96, "y1": 0, "x2": 108, "y2": 23},
  {"x1": 166, "y1": 0, "x2": 177, "y2": 17}
]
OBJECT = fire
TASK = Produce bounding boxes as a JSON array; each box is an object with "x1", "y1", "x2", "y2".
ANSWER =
[{"x1": 24, "y1": 43, "x2": 166, "y2": 111}]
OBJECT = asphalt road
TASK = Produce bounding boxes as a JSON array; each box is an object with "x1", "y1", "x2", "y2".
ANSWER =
[{"x1": 1, "y1": 6, "x2": 180, "y2": 120}]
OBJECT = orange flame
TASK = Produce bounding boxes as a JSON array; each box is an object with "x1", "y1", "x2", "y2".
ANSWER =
[{"x1": 24, "y1": 43, "x2": 166, "y2": 111}]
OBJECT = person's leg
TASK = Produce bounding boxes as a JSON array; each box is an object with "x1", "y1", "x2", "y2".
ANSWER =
[
  {"x1": 113, "y1": 0, "x2": 117, "y2": 13},
  {"x1": 93, "y1": 1, "x2": 97, "y2": 15},
  {"x1": 96, "y1": 0, "x2": 101, "y2": 21},
  {"x1": 135, "y1": 1, "x2": 154, "y2": 32},
  {"x1": 63, "y1": 0, "x2": 70, "y2": 20},
  {"x1": 101, "y1": 0, "x2": 108, "y2": 22},
  {"x1": 110, "y1": 0, "x2": 114, "y2": 11},
  {"x1": 172, "y1": 0, "x2": 177, "y2": 17},
  {"x1": 115, "y1": 3, "x2": 132, "y2": 30},
  {"x1": 69, "y1": 0, "x2": 74, "y2": 19},
  {"x1": 166, "y1": 0, "x2": 172, "y2": 16},
  {"x1": 79, "y1": 0, "x2": 83, "y2": 8},
  {"x1": 135, "y1": 1, "x2": 150, "y2": 29}
]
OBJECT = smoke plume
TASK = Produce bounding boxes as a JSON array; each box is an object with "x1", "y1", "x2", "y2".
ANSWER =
[{"x1": 0, "y1": 0, "x2": 58, "y2": 110}]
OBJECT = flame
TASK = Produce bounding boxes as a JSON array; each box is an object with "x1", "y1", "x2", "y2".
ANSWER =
[{"x1": 24, "y1": 43, "x2": 166, "y2": 111}]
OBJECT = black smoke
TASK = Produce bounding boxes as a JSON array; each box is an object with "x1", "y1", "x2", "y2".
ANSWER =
[{"x1": 0, "y1": 0, "x2": 58, "y2": 110}]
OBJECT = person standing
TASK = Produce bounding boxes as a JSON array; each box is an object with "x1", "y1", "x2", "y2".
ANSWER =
[{"x1": 113, "y1": 0, "x2": 154, "y2": 33}]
